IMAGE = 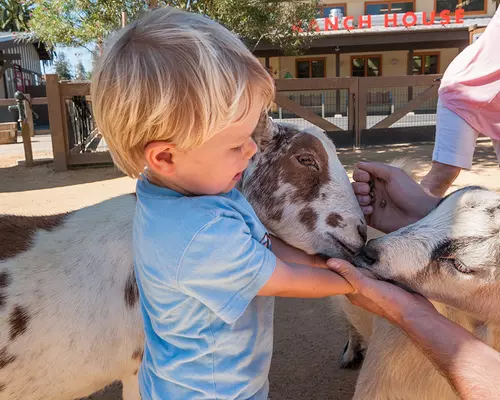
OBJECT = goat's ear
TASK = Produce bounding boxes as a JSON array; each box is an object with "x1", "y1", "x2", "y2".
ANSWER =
[{"x1": 252, "y1": 112, "x2": 275, "y2": 151}]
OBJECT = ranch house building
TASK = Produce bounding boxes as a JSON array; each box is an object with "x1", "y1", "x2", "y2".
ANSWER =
[{"x1": 254, "y1": 0, "x2": 495, "y2": 118}]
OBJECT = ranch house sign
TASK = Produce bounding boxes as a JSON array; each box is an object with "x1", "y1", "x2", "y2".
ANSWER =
[{"x1": 293, "y1": 9, "x2": 466, "y2": 32}]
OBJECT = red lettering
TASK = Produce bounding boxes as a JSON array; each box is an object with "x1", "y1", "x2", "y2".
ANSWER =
[
  {"x1": 343, "y1": 16, "x2": 354, "y2": 30},
  {"x1": 325, "y1": 17, "x2": 339, "y2": 31},
  {"x1": 358, "y1": 14, "x2": 372, "y2": 29},
  {"x1": 292, "y1": 20, "x2": 303, "y2": 33},
  {"x1": 308, "y1": 18, "x2": 320, "y2": 32},
  {"x1": 402, "y1": 12, "x2": 417, "y2": 27},
  {"x1": 422, "y1": 11, "x2": 435, "y2": 25},
  {"x1": 455, "y1": 8, "x2": 465, "y2": 23},
  {"x1": 384, "y1": 13, "x2": 398, "y2": 28},
  {"x1": 440, "y1": 10, "x2": 451, "y2": 25}
]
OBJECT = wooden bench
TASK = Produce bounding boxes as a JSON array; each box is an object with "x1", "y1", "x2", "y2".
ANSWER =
[{"x1": 0, "y1": 122, "x2": 17, "y2": 144}]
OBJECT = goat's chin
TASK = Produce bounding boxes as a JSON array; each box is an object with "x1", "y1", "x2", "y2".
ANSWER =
[{"x1": 318, "y1": 248, "x2": 355, "y2": 263}]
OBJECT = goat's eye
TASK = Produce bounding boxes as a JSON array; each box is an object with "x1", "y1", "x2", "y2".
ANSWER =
[
  {"x1": 296, "y1": 154, "x2": 319, "y2": 170},
  {"x1": 440, "y1": 257, "x2": 473, "y2": 274}
]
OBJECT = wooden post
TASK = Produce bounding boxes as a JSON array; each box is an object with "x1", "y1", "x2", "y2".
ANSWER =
[
  {"x1": 121, "y1": 11, "x2": 127, "y2": 27},
  {"x1": 10, "y1": 92, "x2": 33, "y2": 167},
  {"x1": 24, "y1": 94, "x2": 35, "y2": 137},
  {"x1": 335, "y1": 52, "x2": 341, "y2": 116},
  {"x1": 356, "y1": 78, "x2": 367, "y2": 148},
  {"x1": 407, "y1": 48, "x2": 414, "y2": 102},
  {"x1": 46, "y1": 74, "x2": 68, "y2": 172}
]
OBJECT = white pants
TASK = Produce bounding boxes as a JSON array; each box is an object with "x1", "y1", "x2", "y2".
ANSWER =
[{"x1": 433, "y1": 99, "x2": 500, "y2": 169}]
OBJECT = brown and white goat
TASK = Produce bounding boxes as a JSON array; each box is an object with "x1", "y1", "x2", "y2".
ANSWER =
[
  {"x1": 0, "y1": 117, "x2": 366, "y2": 400},
  {"x1": 347, "y1": 185, "x2": 500, "y2": 399}
]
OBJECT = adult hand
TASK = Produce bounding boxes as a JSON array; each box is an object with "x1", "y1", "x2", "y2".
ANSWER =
[
  {"x1": 352, "y1": 162, "x2": 439, "y2": 233},
  {"x1": 326, "y1": 258, "x2": 436, "y2": 326}
]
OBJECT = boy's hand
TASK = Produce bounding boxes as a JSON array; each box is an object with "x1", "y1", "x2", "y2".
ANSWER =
[{"x1": 326, "y1": 258, "x2": 436, "y2": 326}]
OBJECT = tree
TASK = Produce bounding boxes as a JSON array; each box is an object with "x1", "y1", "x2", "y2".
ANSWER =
[
  {"x1": 28, "y1": 0, "x2": 319, "y2": 57},
  {"x1": 74, "y1": 60, "x2": 86, "y2": 81},
  {"x1": 54, "y1": 52, "x2": 72, "y2": 80},
  {"x1": 0, "y1": 0, "x2": 34, "y2": 31}
]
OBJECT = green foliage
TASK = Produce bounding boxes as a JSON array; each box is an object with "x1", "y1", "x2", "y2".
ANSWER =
[
  {"x1": 0, "y1": 0, "x2": 34, "y2": 31},
  {"x1": 53, "y1": 52, "x2": 72, "y2": 80},
  {"x1": 28, "y1": 0, "x2": 319, "y2": 56},
  {"x1": 75, "y1": 60, "x2": 86, "y2": 80}
]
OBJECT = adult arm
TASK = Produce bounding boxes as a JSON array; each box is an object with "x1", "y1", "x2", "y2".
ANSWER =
[{"x1": 327, "y1": 259, "x2": 500, "y2": 399}]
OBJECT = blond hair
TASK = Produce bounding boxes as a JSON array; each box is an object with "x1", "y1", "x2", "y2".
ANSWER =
[{"x1": 91, "y1": 7, "x2": 275, "y2": 178}]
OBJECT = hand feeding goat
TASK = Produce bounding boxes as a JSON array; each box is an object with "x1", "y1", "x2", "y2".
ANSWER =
[
  {"x1": 0, "y1": 116, "x2": 366, "y2": 400},
  {"x1": 344, "y1": 185, "x2": 500, "y2": 400}
]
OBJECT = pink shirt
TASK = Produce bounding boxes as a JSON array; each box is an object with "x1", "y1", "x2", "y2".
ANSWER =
[{"x1": 439, "y1": 7, "x2": 500, "y2": 140}]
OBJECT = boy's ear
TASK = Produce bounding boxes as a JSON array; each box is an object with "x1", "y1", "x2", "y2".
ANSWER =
[{"x1": 144, "y1": 141, "x2": 176, "y2": 177}]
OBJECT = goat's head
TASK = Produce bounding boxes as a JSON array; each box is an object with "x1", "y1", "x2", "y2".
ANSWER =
[
  {"x1": 241, "y1": 114, "x2": 367, "y2": 259},
  {"x1": 353, "y1": 186, "x2": 500, "y2": 322}
]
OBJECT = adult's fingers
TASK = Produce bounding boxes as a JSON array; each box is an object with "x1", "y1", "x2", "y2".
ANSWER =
[
  {"x1": 361, "y1": 205, "x2": 373, "y2": 215},
  {"x1": 352, "y1": 182, "x2": 370, "y2": 195},
  {"x1": 357, "y1": 195, "x2": 371, "y2": 206},
  {"x1": 326, "y1": 258, "x2": 366, "y2": 289},
  {"x1": 356, "y1": 162, "x2": 394, "y2": 182},
  {"x1": 353, "y1": 169, "x2": 371, "y2": 183}
]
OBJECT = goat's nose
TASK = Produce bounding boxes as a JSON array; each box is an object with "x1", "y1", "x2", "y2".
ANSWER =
[
  {"x1": 357, "y1": 223, "x2": 367, "y2": 243},
  {"x1": 358, "y1": 246, "x2": 379, "y2": 265}
]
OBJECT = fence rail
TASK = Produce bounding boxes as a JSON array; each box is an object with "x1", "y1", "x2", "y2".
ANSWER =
[
  {"x1": 44, "y1": 74, "x2": 442, "y2": 171},
  {"x1": 46, "y1": 74, "x2": 112, "y2": 172},
  {"x1": 272, "y1": 74, "x2": 442, "y2": 148}
]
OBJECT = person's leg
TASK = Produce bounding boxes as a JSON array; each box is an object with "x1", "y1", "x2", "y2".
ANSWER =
[
  {"x1": 491, "y1": 139, "x2": 500, "y2": 165},
  {"x1": 420, "y1": 99, "x2": 479, "y2": 197}
]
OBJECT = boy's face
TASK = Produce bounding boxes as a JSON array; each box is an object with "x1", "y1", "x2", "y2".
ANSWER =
[{"x1": 146, "y1": 101, "x2": 261, "y2": 196}]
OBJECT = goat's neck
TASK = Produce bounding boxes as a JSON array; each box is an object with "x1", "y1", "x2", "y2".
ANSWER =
[{"x1": 433, "y1": 298, "x2": 500, "y2": 351}]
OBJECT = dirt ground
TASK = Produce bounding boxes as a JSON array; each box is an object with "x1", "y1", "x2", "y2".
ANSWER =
[{"x1": 1, "y1": 135, "x2": 500, "y2": 400}]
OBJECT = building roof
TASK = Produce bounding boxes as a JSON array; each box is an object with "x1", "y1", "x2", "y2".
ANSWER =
[
  {"x1": 0, "y1": 32, "x2": 53, "y2": 61},
  {"x1": 311, "y1": 15, "x2": 492, "y2": 37},
  {"x1": 253, "y1": 15, "x2": 492, "y2": 57}
]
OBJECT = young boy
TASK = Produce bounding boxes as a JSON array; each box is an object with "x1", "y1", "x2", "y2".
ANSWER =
[{"x1": 91, "y1": 7, "x2": 354, "y2": 400}]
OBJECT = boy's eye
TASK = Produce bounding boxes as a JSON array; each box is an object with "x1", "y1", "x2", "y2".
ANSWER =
[{"x1": 231, "y1": 145, "x2": 244, "y2": 152}]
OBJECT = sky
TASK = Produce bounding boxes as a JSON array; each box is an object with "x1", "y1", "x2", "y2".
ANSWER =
[{"x1": 43, "y1": 46, "x2": 94, "y2": 76}]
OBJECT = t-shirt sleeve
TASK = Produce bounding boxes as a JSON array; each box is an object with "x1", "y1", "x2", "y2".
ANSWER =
[{"x1": 176, "y1": 215, "x2": 276, "y2": 324}]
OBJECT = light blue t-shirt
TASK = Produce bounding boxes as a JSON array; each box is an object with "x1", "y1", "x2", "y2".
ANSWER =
[{"x1": 133, "y1": 177, "x2": 277, "y2": 400}]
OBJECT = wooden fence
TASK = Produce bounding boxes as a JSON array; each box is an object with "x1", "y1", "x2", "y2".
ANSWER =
[
  {"x1": 45, "y1": 73, "x2": 441, "y2": 171},
  {"x1": 273, "y1": 74, "x2": 442, "y2": 148},
  {"x1": 46, "y1": 74, "x2": 112, "y2": 172},
  {"x1": 0, "y1": 95, "x2": 47, "y2": 166}
]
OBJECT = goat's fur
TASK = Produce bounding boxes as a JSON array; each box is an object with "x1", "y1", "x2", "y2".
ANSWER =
[
  {"x1": 0, "y1": 117, "x2": 366, "y2": 399},
  {"x1": 344, "y1": 180, "x2": 500, "y2": 399}
]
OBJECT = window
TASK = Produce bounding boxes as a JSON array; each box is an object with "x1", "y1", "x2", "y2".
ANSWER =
[
  {"x1": 317, "y1": 3, "x2": 347, "y2": 18},
  {"x1": 296, "y1": 59, "x2": 326, "y2": 78},
  {"x1": 351, "y1": 56, "x2": 382, "y2": 77},
  {"x1": 365, "y1": 1, "x2": 414, "y2": 14},
  {"x1": 413, "y1": 53, "x2": 440, "y2": 75},
  {"x1": 436, "y1": 0, "x2": 486, "y2": 14}
]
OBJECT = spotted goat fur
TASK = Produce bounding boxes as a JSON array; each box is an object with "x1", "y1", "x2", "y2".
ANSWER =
[{"x1": 0, "y1": 115, "x2": 366, "y2": 400}]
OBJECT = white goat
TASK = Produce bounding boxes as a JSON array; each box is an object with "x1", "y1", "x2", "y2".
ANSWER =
[
  {"x1": 345, "y1": 185, "x2": 500, "y2": 399},
  {"x1": 0, "y1": 116, "x2": 366, "y2": 400}
]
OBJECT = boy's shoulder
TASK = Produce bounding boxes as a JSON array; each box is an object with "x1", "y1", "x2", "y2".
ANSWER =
[{"x1": 134, "y1": 178, "x2": 261, "y2": 243}]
